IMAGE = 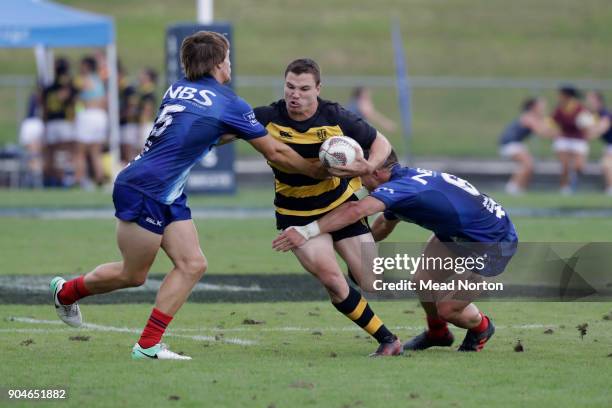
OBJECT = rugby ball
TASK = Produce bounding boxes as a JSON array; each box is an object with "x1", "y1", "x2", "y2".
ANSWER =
[
  {"x1": 576, "y1": 111, "x2": 595, "y2": 129},
  {"x1": 319, "y1": 136, "x2": 363, "y2": 167}
]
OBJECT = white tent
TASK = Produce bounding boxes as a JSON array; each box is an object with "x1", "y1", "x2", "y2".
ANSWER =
[{"x1": 0, "y1": 0, "x2": 120, "y2": 172}]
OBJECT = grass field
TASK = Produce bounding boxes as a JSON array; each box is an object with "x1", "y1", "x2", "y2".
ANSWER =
[
  {"x1": 1, "y1": 186, "x2": 611, "y2": 406},
  {"x1": 1, "y1": 302, "x2": 611, "y2": 407},
  {"x1": 1, "y1": 0, "x2": 612, "y2": 156}
]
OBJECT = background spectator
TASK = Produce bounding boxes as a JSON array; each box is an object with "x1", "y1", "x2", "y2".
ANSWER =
[
  {"x1": 18, "y1": 87, "x2": 44, "y2": 187},
  {"x1": 552, "y1": 86, "x2": 593, "y2": 194},
  {"x1": 585, "y1": 90, "x2": 612, "y2": 195},
  {"x1": 118, "y1": 62, "x2": 140, "y2": 164},
  {"x1": 346, "y1": 86, "x2": 397, "y2": 133},
  {"x1": 499, "y1": 97, "x2": 559, "y2": 194},
  {"x1": 137, "y1": 67, "x2": 158, "y2": 147},
  {"x1": 42, "y1": 57, "x2": 77, "y2": 187},
  {"x1": 75, "y1": 56, "x2": 108, "y2": 188}
]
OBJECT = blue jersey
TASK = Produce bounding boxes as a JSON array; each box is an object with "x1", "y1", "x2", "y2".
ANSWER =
[
  {"x1": 370, "y1": 166, "x2": 515, "y2": 243},
  {"x1": 116, "y1": 76, "x2": 267, "y2": 204}
]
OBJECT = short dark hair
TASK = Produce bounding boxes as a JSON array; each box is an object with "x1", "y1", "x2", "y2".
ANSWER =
[
  {"x1": 81, "y1": 56, "x2": 97, "y2": 72},
  {"x1": 351, "y1": 86, "x2": 366, "y2": 99},
  {"x1": 284, "y1": 58, "x2": 321, "y2": 85},
  {"x1": 54, "y1": 57, "x2": 70, "y2": 77},
  {"x1": 181, "y1": 31, "x2": 229, "y2": 81},
  {"x1": 381, "y1": 150, "x2": 399, "y2": 170},
  {"x1": 559, "y1": 85, "x2": 581, "y2": 99},
  {"x1": 143, "y1": 67, "x2": 158, "y2": 85},
  {"x1": 521, "y1": 97, "x2": 538, "y2": 112}
]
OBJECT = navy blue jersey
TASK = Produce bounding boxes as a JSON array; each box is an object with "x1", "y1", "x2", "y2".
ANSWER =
[
  {"x1": 499, "y1": 118, "x2": 532, "y2": 145},
  {"x1": 371, "y1": 166, "x2": 514, "y2": 243},
  {"x1": 599, "y1": 109, "x2": 612, "y2": 145},
  {"x1": 116, "y1": 76, "x2": 267, "y2": 204}
]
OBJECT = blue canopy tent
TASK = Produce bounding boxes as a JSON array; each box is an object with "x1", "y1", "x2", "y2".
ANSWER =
[{"x1": 0, "y1": 0, "x2": 121, "y2": 173}]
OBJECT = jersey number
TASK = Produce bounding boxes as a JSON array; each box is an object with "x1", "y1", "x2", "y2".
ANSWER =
[
  {"x1": 482, "y1": 196, "x2": 506, "y2": 219},
  {"x1": 440, "y1": 173, "x2": 480, "y2": 196},
  {"x1": 150, "y1": 104, "x2": 186, "y2": 138}
]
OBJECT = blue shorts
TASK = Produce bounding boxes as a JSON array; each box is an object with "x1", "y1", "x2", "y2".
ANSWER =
[
  {"x1": 112, "y1": 183, "x2": 192, "y2": 235},
  {"x1": 437, "y1": 222, "x2": 519, "y2": 277}
]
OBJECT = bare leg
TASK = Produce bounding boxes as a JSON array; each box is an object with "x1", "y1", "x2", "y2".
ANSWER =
[
  {"x1": 333, "y1": 232, "x2": 378, "y2": 292},
  {"x1": 292, "y1": 234, "x2": 349, "y2": 302},
  {"x1": 602, "y1": 152, "x2": 612, "y2": 193},
  {"x1": 84, "y1": 220, "x2": 161, "y2": 293},
  {"x1": 155, "y1": 220, "x2": 207, "y2": 316},
  {"x1": 557, "y1": 151, "x2": 571, "y2": 189},
  {"x1": 510, "y1": 150, "x2": 534, "y2": 190}
]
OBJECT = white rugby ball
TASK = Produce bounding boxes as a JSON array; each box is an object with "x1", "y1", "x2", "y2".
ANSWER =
[
  {"x1": 575, "y1": 111, "x2": 595, "y2": 129},
  {"x1": 319, "y1": 136, "x2": 363, "y2": 167}
]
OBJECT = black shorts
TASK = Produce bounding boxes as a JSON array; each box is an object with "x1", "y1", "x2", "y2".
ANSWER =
[{"x1": 276, "y1": 195, "x2": 370, "y2": 242}]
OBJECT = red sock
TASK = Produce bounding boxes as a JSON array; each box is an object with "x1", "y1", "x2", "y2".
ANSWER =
[
  {"x1": 57, "y1": 276, "x2": 91, "y2": 305},
  {"x1": 426, "y1": 315, "x2": 449, "y2": 338},
  {"x1": 471, "y1": 312, "x2": 489, "y2": 334},
  {"x1": 138, "y1": 308, "x2": 173, "y2": 349}
]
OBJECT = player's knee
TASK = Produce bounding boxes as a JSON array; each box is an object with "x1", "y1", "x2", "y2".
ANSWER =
[
  {"x1": 118, "y1": 272, "x2": 147, "y2": 288},
  {"x1": 181, "y1": 256, "x2": 207, "y2": 279},
  {"x1": 436, "y1": 303, "x2": 462, "y2": 321},
  {"x1": 318, "y1": 270, "x2": 345, "y2": 294}
]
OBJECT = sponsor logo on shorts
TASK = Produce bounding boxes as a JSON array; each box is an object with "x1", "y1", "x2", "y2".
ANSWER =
[{"x1": 145, "y1": 217, "x2": 163, "y2": 227}]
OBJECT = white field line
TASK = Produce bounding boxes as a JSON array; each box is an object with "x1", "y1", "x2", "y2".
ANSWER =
[
  {"x1": 6, "y1": 317, "x2": 256, "y2": 346},
  {"x1": 0, "y1": 276, "x2": 262, "y2": 293},
  {"x1": 0, "y1": 317, "x2": 559, "y2": 345}
]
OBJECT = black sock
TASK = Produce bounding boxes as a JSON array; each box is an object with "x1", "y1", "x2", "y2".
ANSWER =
[{"x1": 333, "y1": 286, "x2": 395, "y2": 343}]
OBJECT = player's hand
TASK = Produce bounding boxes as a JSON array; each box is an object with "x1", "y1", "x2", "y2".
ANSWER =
[
  {"x1": 309, "y1": 161, "x2": 332, "y2": 179},
  {"x1": 328, "y1": 152, "x2": 373, "y2": 178},
  {"x1": 272, "y1": 227, "x2": 306, "y2": 252}
]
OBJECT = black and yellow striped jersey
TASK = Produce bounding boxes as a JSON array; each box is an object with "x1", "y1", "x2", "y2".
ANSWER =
[{"x1": 254, "y1": 98, "x2": 377, "y2": 217}]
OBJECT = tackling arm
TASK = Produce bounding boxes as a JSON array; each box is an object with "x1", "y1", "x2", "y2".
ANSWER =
[
  {"x1": 370, "y1": 214, "x2": 400, "y2": 242},
  {"x1": 248, "y1": 134, "x2": 327, "y2": 179},
  {"x1": 272, "y1": 196, "x2": 387, "y2": 251}
]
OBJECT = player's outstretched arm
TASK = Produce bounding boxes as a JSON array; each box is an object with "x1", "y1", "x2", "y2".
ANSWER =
[
  {"x1": 272, "y1": 196, "x2": 386, "y2": 251},
  {"x1": 217, "y1": 134, "x2": 238, "y2": 146},
  {"x1": 248, "y1": 134, "x2": 327, "y2": 179},
  {"x1": 370, "y1": 214, "x2": 400, "y2": 242},
  {"x1": 328, "y1": 132, "x2": 392, "y2": 178}
]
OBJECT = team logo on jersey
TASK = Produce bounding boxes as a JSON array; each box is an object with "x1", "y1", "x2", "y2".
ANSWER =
[
  {"x1": 243, "y1": 111, "x2": 260, "y2": 127},
  {"x1": 279, "y1": 130, "x2": 293, "y2": 139},
  {"x1": 316, "y1": 129, "x2": 327, "y2": 141}
]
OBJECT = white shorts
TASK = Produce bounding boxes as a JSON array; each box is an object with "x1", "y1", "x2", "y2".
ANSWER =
[
  {"x1": 45, "y1": 120, "x2": 74, "y2": 144},
  {"x1": 19, "y1": 117, "x2": 44, "y2": 145},
  {"x1": 140, "y1": 122, "x2": 154, "y2": 146},
  {"x1": 76, "y1": 108, "x2": 108, "y2": 144},
  {"x1": 499, "y1": 142, "x2": 527, "y2": 158},
  {"x1": 553, "y1": 137, "x2": 589, "y2": 155},
  {"x1": 120, "y1": 123, "x2": 141, "y2": 147}
]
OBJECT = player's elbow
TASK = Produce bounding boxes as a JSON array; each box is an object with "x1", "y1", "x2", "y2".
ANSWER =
[
  {"x1": 344, "y1": 201, "x2": 368, "y2": 221},
  {"x1": 264, "y1": 148, "x2": 284, "y2": 164}
]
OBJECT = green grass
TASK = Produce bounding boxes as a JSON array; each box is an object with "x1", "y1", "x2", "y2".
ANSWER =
[
  {"x1": 1, "y1": 302, "x2": 611, "y2": 407},
  {"x1": 1, "y1": 0, "x2": 612, "y2": 156},
  {"x1": 1, "y1": 216, "x2": 611, "y2": 277},
  {"x1": 0, "y1": 188, "x2": 610, "y2": 209}
]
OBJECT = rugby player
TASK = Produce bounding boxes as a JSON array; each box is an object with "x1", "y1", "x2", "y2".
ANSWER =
[
  {"x1": 50, "y1": 32, "x2": 324, "y2": 360},
  {"x1": 498, "y1": 97, "x2": 558, "y2": 194},
  {"x1": 584, "y1": 91, "x2": 612, "y2": 195},
  {"x1": 273, "y1": 151, "x2": 518, "y2": 352},
  {"x1": 254, "y1": 59, "x2": 402, "y2": 356}
]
